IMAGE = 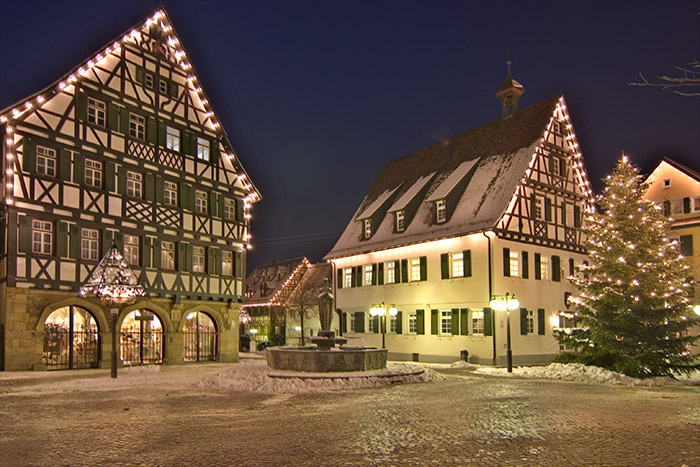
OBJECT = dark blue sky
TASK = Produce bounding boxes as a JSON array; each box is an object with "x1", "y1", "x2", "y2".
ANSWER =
[{"x1": 1, "y1": 1, "x2": 698, "y2": 270}]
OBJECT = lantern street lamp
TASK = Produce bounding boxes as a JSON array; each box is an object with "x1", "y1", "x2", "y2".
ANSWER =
[
  {"x1": 369, "y1": 303, "x2": 398, "y2": 349},
  {"x1": 80, "y1": 243, "x2": 146, "y2": 378},
  {"x1": 489, "y1": 292, "x2": 520, "y2": 373}
]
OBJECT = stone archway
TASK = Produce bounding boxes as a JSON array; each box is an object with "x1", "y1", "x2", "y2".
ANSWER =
[
  {"x1": 43, "y1": 306, "x2": 100, "y2": 370},
  {"x1": 120, "y1": 309, "x2": 164, "y2": 365},
  {"x1": 182, "y1": 311, "x2": 219, "y2": 362}
]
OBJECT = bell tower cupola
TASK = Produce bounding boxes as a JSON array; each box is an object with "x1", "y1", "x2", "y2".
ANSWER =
[{"x1": 495, "y1": 60, "x2": 525, "y2": 119}]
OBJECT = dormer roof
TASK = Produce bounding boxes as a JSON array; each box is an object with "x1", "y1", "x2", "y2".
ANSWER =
[{"x1": 389, "y1": 173, "x2": 435, "y2": 212}]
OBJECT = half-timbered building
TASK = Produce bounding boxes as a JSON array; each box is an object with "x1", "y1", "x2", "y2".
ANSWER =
[
  {"x1": 0, "y1": 9, "x2": 260, "y2": 370},
  {"x1": 326, "y1": 69, "x2": 594, "y2": 364}
]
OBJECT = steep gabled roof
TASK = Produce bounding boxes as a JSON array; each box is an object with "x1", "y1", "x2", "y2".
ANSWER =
[
  {"x1": 659, "y1": 157, "x2": 700, "y2": 183},
  {"x1": 326, "y1": 94, "x2": 562, "y2": 259},
  {"x1": 243, "y1": 257, "x2": 309, "y2": 306},
  {"x1": 0, "y1": 8, "x2": 260, "y2": 201}
]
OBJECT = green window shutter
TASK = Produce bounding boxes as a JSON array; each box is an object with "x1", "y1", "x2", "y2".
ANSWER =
[
  {"x1": 372, "y1": 315, "x2": 379, "y2": 333},
  {"x1": 549, "y1": 154, "x2": 556, "y2": 174},
  {"x1": 552, "y1": 255, "x2": 561, "y2": 282},
  {"x1": 355, "y1": 312, "x2": 365, "y2": 333},
  {"x1": 430, "y1": 309, "x2": 438, "y2": 335},
  {"x1": 460, "y1": 309, "x2": 468, "y2": 335},
  {"x1": 560, "y1": 158, "x2": 567, "y2": 179},
  {"x1": 371, "y1": 263, "x2": 377, "y2": 285},
  {"x1": 144, "y1": 173, "x2": 155, "y2": 202},
  {"x1": 105, "y1": 162, "x2": 116, "y2": 192},
  {"x1": 153, "y1": 239, "x2": 162, "y2": 269},
  {"x1": 522, "y1": 251, "x2": 529, "y2": 279},
  {"x1": 337, "y1": 268, "x2": 343, "y2": 289},
  {"x1": 341, "y1": 312, "x2": 347, "y2": 333},
  {"x1": 520, "y1": 308, "x2": 529, "y2": 335},
  {"x1": 59, "y1": 148, "x2": 71, "y2": 181},
  {"x1": 463, "y1": 250, "x2": 472, "y2": 277},
  {"x1": 179, "y1": 182, "x2": 189, "y2": 210},
  {"x1": 147, "y1": 117, "x2": 157, "y2": 144},
  {"x1": 102, "y1": 230, "x2": 112, "y2": 255},
  {"x1": 483, "y1": 308, "x2": 493, "y2": 336},
  {"x1": 451, "y1": 308, "x2": 459, "y2": 335},
  {"x1": 217, "y1": 194, "x2": 224, "y2": 219},
  {"x1": 182, "y1": 131, "x2": 192, "y2": 156},
  {"x1": 679, "y1": 235, "x2": 693, "y2": 256},
  {"x1": 214, "y1": 247, "x2": 222, "y2": 275},
  {"x1": 569, "y1": 258, "x2": 575, "y2": 277},
  {"x1": 545, "y1": 197, "x2": 552, "y2": 222},
  {"x1": 178, "y1": 243, "x2": 188, "y2": 272},
  {"x1": 69, "y1": 224, "x2": 80, "y2": 259},
  {"x1": 142, "y1": 237, "x2": 151, "y2": 268},
  {"x1": 561, "y1": 203, "x2": 567, "y2": 226},
  {"x1": 574, "y1": 205, "x2": 581, "y2": 227},
  {"x1": 157, "y1": 122, "x2": 166, "y2": 147},
  {"x1": 169, "y1": 81, "x2": 178, "y2": 98},
  {"x1": 135, "y1": 67, "x2": 145, "y2": 84},
  {"x1": 663, "y1": 200, "x2": 671, "y2": 217},
  {"x1": 530, "y1": 193, "x2": 536, "y2": 219},
  {"x1": 119, "y1": 108, "x2": 129, "y2": 135},
  {"x1": 441, "y1": 253, "x2": 449, "y2": 279},
  {"x1": 73, "y1": 153, "x2": 84, "y2": 185},
  {"x1": 350, "y1": 267, "x2": 357, "y2": 287},
  {"x1": 683, "y1": 197, "x2": 691, "y2": 214},
  {"x1": 420, "y1": 256, "x2": 427, "y2": 281},
  {"x1": 396, "y1": 311, "x2": 402, "y2": 334},
  {"x1": 209, "y1": 191, "x2": 218, "y2": 217},
  {"x1": 207, "y1": 247, "x2": 217, "y2": 274},
  {"x1": 108, "y1": 103, "x2": 119, "y2": 132},
  {"x1": 75, "y1": 91, "x2": 87, "y2": 122},
  {"x1": 377, "y1": 262, "x2": 384, "y2": 285},
  {"x1": 356, "y1": 266, "x2": 363, "y2": 286},
  {"x1": 189, "y1": 186, "x2": 196, "y2": 212},
  {"x1": 416, "y1": 309, "x2": 425, "y2": 335},
  {"x1": 23, "y1": 137, "x2": 36, "y2": 174},
  {"x1": 56, "y1": 222, "x2": 68, "y2": 257},
  {"x1": 537, "y1": 308, "x2": 545, "y2": 335},
  {"x1": 400, "y1": 259, "x2": 408, "y2": 283},
  {"x1": 534, "y1": 253, "x2": 541, "y2": 280},
  {"x1": 236, "y1": 199, "x2": 244, "y2": 223},
  {"x1": 211, "y1": 139, "x2": 220, "y2": 165},
  {"x1": 155, "y1": 177, "x2": 164, "y2": 204},
  {"x1": 503, "y1": 247, "x2": 510, "y2": 277},
  {"x1": 114, "y1": 232, "x2": 123, "y2": 251},
  {"x1": 117, "y1": 167, "x2": 127, "y2": 195},
  {"x1": 235, "y1": 251, "x2": 243, "y2": 278}
]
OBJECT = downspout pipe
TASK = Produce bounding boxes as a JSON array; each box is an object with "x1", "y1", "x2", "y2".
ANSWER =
[{"x1": 482, "y1": 231, "x2": 496, "y2": 366}]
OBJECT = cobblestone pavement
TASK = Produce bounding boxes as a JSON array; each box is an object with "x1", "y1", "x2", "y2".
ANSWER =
[{"x1": 0, "y1": 367, "x2": 698, "y2": 466}]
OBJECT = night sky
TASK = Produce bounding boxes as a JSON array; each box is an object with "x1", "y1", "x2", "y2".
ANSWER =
[{"x1": 1, "y1": 1, "x2": 698, "y2": 271}]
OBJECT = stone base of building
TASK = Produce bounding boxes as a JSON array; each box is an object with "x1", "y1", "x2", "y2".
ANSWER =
[{"x1": 387, "y1": 351, "x2": 559, "y2": 366}]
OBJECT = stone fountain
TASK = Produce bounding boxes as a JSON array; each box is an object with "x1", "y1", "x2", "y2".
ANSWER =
[{"x1": 266, "y1": 279, "x2": 387, "y2": 372}]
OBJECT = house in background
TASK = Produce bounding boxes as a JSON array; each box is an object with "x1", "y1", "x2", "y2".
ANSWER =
[
  {"x1": 326, "y1": 70, "x2": 594, "y2": 365},
  {"x1": 643, "y1": 158, "x2": 700, "y2": 352},
  {"x1": 0, "y1": 9, "x2": 260, "y2": 371},
  {"x1": 242, "y1": 258, "x2": 333, "y2": 349}
]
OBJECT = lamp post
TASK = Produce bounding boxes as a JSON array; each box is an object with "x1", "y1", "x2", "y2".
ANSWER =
[
  {"x1": 80, "y1": 243, "x2": 146, "y2": 379},
  {"x1": 489, "y1": 292, "x2": 520, "y2": 373},
  {"x1": 369, "y1": 303, "x2": 398, "y2": 349}
]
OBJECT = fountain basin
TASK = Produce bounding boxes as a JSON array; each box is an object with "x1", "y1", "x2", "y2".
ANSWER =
[{"x1": 266, "y1": 346, "x2": 387, "y2": 372}]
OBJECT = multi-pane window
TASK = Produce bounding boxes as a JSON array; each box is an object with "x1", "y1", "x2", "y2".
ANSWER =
[
  {"x1": 472, "y1": 310, "x2": 484, "y2": 334},
  {"x1": 540, "y1": 256, "x2": 549, "y2": 280},
  {"x1": 509, "y1": 250, "x2": 520, "y2": 277},
  {"x1": 368, "y1": 315, "x2": 377, "y2": 333},
  {"x1": 390, "y1": 314, "x2": 398, "y2": 333},
  {"x1": 192, "y1": 246, "x2": 205, "y2": 273},
  {"x1": 127, "y1": 172, "x2": 142, "y2": 198},
  {"x1": 145, "y1": 74, "x2": 154, "y2": 89},
  {"x1": 222, "y1": 250, "x2": 233, "y2": 276},
  {"x1": 436, "y1": 199, "x2": 446, "y2": 223},
  {"x1": 551, "y1": 156, "x2": 560, "y2": 176},
  {"x1": 410, "y1": 258, "x2": 421, "y2": 281},
  {"x1": 396, "y1": 210, "x2": 405, "y2": 232},
  {"x1": 159, "y1": 79, "x2": 168, "y2": 95},
  {"x1": 195, "y1": 190, "x2": 208, "y2": 214},
  {"x1": 87, "y1": 97, "x2": 106, "y2": 127},
  {"x1": 197, "y1": 137, "x2": 210, "y2": 161},
  {"x1": 81, "y1": 228, "x2": 99, "y2": 261},
  {"x1": 32, "y1": 220, "x2": 52, "y2": 255},
  {"x1": 161, "y1": 241, "x2": 175, "y2": 270},
  {"x1": 350, "y1": 313, "x2": 357, "y2": 332},
  {"x1": 85, "y1": 159, "x2": 102, "y2": 188},
  {"x1": 451, "y1": 252, "x2": 464, "y2": 277},
  {"x1": 343, "y1": 268, "x2": 352, "y2": 288},
  {"x1": 164, "y1": 181, "x2": 178, "y2": 206},
  {"x1": 124, "y1": 235, "x2": 139, "y2": 266},
  {"x1": 386, "y1": 261, "x2": 396, "y2": 284},
  {"x1": 166, "y1": 126, "x2": 180, "y2": 152},
  {"x1": 224, "y1": 198, "x2": 236, "y2": 220},
  {"x1": 408, "y1": 312, "x2": 417, "y2": 334},
  {"x1": 36, "y1": 146, "x2": 56, "y2": 177},
  {"x1": 671, "y1": 199, "x2": 683, "y2": 216},
  {"x1": 363, "y1": 219, "x2": 372, "y2": 239},
  {"x1": 364, "y1": 264, "x2": 373, "y2": 285},
  {"x1": 525, "y1": 309, "x2": 535, "y2": 334},
  {"x1": 534, "y1": 197, "x2": 543, "y2": 219},
  {"x1": 129, "y1": 114, "x2": 145, "y2": 140},
  {"x1": 440, "y1": 310, "x2": 452, "y2": 335}
]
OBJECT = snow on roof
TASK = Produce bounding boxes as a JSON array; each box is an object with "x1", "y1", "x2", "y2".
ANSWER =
[
  {"x1": 389, "y1": 173, "x2": 435, "y2": 212},
  {"x1": 426, "y1": 159, "x2": 479, "y2": 202},
  {"x1": 354, "y1": 186, "x2": 401, "y2": 220},
  {"x1": 244, "y1": 257, "x2": 308, "y2": 305}
]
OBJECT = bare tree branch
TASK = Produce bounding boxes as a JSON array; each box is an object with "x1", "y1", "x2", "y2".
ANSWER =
[{"x1": 629, "y1": 60, "x2": 700, "y2": 96}]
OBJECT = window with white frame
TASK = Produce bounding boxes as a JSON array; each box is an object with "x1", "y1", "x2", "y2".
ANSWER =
[
  {"x1": 193, "y1": 246, "x2": 205, "y2": 273},
  {"x1": 672, "y1": 199, "x2": 683, "y2": 215},
  {"x1": 159, "y1": 79, "x2": 168, "y2": 95},
  {"x1": 364, "y1": 264, "x2": 373, "y2": 285},
  {"x1": 509, "y1": 250, "x2": 520, "y2": 277},
  {"x1": 161, "y1": 241, "x2": 175, "y2": 270},
  {"x1": 390, "y1": 314, "x2": 398, "y2": 333},
  {"x1": 349, "y1": 313, "x2": 356, "y2": 332},
  {"x1": 663, "y1": 178, "x2": 671, "y2": 188},
  {"x1": 471, "y1": 310, "x2": 484, "y2": 335},
  {"x1": 222, "y1": 250, "x2": 233, "y2": 276},
  {"x1": 540, "y1": 256, "x2": 549, "y2": 280},
  {"x1": 197, "y1": 137, "x2": 210, "y2": 161},
  {"x1": 363, "y1": 219, "x2": 372, "y2": 239},
  {"x1": 534, "y1": 197, "x2": 543, "y2": 219},
  {"x1": 145, "y1": 74, "x2": 154, "y2": 89},
  {"x1": 127, "y1": 172, "x2": 142, "y2": 198},
  {"x1": 410, "y1": 258, "x2": 421, "y2": 281},
  {"x1": 129, "y1": 114, "x2": 145, "y2": 140},
  {"x1": 36, "y1": 146, "x2": 56, "y2": 177},
  {"x1": 385, "y1": 261, "x2": 396, "y2": 284},
  {"x1": 87, "y1": 97, "x2": 106, "y2": 127},
  {"x1": 440, "y1": 310, "x2": 452, "y2": 335},
  {"x1": 164, "y1": 181, "x2": 178, "y2": 206},
  {"x1": 436, "y1": 199, "x2": 446, "y2": 223},
  {"x1": 124, "y1": 235, "x2": 139, "y2": 266},
  {"x1": 195, "y1": 190, "x2": 208, "y2": 214},
  {"x1": 408, "y1": 311, "x2": 417, "y2": 334},
  {"x1": 166, "y1": 126, "x2": 180, "y2": 152},
  {"x1": 32, "y1": 220, "x2": 53, "y2": 255},
  {"x1": 343, "y1": 268, "x2": 352, "y2": 288},
  {"x1": 368, "y1": 314, "x2": 377, "y2": 333},
  {"x1": 451, "y1": 252, "x2": 464, "y2": 278},
  {"x1": 396, "y1": 210, "x2": 405, "y2": 232},
  {"x1": 525, "y1": 309, "x2": 535, "y2": 334},
  {"x1": 551, "y1": 156, "x2": 560, "y2": 176},
  {"x1": 81, "y1": 228, "x2": 99, "y2": 261},
  {"x1": 85, "y1": 159, "x2": 102, "y2": 188},
  {"x1": 224, "y1": 198, "x2": 235, "y2": 220},
  {"x1": 694, "y1": 196, "x2": 700, "y2": 212}
]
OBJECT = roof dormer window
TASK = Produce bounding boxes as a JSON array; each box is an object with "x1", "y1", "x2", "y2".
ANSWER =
[
  {"x1": 396, "y1": 210, "x2": 405, "y2": 232},
  {"x1": 435, "y1": 199, "x2": 446, "y2": 223},
  {"x1": 363, "y1": 219, "x2": 372, "y2": 239}
]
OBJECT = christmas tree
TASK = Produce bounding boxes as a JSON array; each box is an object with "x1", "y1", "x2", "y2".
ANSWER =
[{"x1": 555, "y1": 156, "x2": 699, "y2": 378}]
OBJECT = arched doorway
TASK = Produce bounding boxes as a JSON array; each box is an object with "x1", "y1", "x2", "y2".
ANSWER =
[
  {"x1": 183, "y1": 311, "x2": 218, "y2": 362},
  {"x1": 43, "y1": 306, "x2": 99, "y2": 370},
  {"x1": 120, "y1": 310, "x2": 164, "y2": 365}
]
